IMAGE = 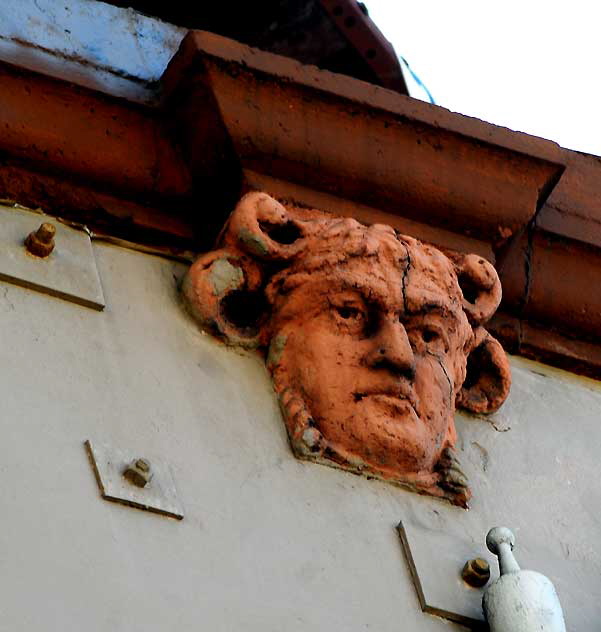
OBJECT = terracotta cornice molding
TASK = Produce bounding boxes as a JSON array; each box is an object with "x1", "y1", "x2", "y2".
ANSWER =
[
  {"x1": 538, "y1": 150, "x2": 601, "y2": 249},
  {"x1": 162, "y1": 31, "x2": 564, "y2": 246},
  {"x1": 489, "y1": 147, "x2": 601, "y2": 377},
  {"x1": 0, "y1": 62, "x2": 194, "y2": 246},
  {"x1": 492, "y1": 228, "x2": 601, "y2": 378},
  {"x1": 0, "y1": 64, "x2": 190, "y2": 199}
]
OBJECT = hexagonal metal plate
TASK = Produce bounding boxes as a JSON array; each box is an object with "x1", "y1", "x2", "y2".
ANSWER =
[
  {"x1": 85, "y1": 440, "x2": 184, "y2": 520},
  {"x1": 0, "y1": 205, "x2": 104, "y2": 310}
]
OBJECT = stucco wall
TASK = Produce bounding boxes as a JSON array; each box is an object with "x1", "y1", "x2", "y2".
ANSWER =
[{"x1": 0, "y1": 241, "x2": 599, "y2": 631}]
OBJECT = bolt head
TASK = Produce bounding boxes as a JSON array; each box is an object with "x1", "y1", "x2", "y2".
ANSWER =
[
  {"x1": 25, "y1": 222, "x2": 56, "y2": 257},
  {"x1": 123, "y1": 458, "x2": 152, "y2": 488},
  {"x1": 37, "y1": 223, "x2": 56, "y2": 243},
  {"x1": 472, "y1": 557, "x2": 489, "y2": 574},
  {"x1": 135, "y1": 458, "x2": 150, "y2": 472},
  {"x1": 462, "y1": 558, "x2": 491, "y2": 588}
]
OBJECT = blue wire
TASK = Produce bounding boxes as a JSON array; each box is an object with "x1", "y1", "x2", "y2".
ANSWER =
[{"x1": 400, "y1": 55, "x2": 436, "y2": 105}]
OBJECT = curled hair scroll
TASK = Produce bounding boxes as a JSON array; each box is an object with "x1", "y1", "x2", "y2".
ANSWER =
[{"x1": 183, "y1": 192, "x2": 511, "y2": 506}]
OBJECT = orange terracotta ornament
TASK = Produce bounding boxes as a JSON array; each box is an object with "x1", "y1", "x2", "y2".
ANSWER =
[{"x1": 183, "y1": 192, "x2": 511, "y2": 507}]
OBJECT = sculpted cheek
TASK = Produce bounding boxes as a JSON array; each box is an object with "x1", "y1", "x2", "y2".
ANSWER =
[{"x1": 414, "y1": 356, "x2": 453, "y2": 422}]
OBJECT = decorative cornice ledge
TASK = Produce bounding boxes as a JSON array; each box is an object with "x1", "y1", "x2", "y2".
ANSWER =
[{"x1": 161, "y1": 31, "x2": 564, "y2": 250}]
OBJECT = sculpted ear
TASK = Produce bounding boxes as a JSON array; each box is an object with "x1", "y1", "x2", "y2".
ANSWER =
[
  {"x1": 182, "y1": 192, "x2": 309, "y2": 346},
  {"x1": 453, "y1": 254, "x2": 502, "y2": 325},
  {"x1": 457, "y1": 329, "x2": 511, "y2": 414},
  {"x1": 226, "y1": 192, "x2": 306, "y2": 260},
  {"x1": 182, "y1": 249, "x2": 266, "y2": 348}
]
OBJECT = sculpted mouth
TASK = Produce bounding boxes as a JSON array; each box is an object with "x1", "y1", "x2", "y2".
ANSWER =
[{"x1": 353, "y1": 387, "x2": 419, "y2": 413}]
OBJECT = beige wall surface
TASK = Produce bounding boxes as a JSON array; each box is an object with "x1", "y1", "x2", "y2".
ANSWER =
[{"x1": 0, "y1": 242, "x2": 599, "y2": 631}]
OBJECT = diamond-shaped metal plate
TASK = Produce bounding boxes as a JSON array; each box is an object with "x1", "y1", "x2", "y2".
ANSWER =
[
  {"x1": 398, "y1": 518, "x2": 592, "y2": 629},
  {"x1": 0, "y1": 205, "x2": 104, "y2": 310},
  {"x1": 85, "y1": 440, "x2": 184, "y2": 520},
  {"x1": 398, "y1": 520, "x2": 494, "y2": 628}
]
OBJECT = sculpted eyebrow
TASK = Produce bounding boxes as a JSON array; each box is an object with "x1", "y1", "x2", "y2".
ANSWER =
[
  {"x1": 331, "y1": 288, "x2": 368, "y2": 303},
  {"x1": 337, "y1": 283, "x2": 383, "y2": 305},
  {"x1": 422, "y1": 301, "x2": 445, "y2": 312},
  {"x1": 408, "y1": 301, "x2": 456, "y2": 318},
  {"x1": 408, "y1": 300, "x2": 444, "y2": 313}
]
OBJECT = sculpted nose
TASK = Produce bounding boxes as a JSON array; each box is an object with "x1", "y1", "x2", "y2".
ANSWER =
[{"x1": 366, "y1": 318, "x2": 416, "y2": 379}]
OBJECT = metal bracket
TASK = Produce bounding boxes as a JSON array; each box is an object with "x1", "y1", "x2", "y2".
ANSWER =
[
  {"x1": 0, "y1": 205, "x2": 105, "y2": 310},
  {"x1": 397, "y1": 520, "x2": 494, "y2": 628},
  {"x1": 398, "y1": 518, "x2": 594, "y2": 630},
  {"x1": 85, "y1": 440, "x2": 184, "y2": 520}
]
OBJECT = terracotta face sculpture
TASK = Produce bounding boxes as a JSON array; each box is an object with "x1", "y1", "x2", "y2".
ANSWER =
[{"x1": 183, "y1": 192, "x2": 511, "y2": 506}]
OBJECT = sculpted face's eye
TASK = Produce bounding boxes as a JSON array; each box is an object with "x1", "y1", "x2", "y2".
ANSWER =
[
  {"x1": 421, "y1": 328, "x2": 439, "y2": 343},
  {"x1": 407, "y1": 323, "x2": 449, "y2": 354},
  {"x1": 331, "y1": 299, "x2": 368, "y2": 335},
  {"x1": 337, "y1": 306, "x2": 363, "y2": 320}
]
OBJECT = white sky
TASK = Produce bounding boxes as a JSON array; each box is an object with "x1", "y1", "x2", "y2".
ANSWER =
[{"x1": 365, "y1": 0, "x2": 601, "y2": 156}]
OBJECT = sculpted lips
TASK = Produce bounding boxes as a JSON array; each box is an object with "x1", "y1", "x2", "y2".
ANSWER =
[{"x1": 353, "y1": 381, "x2": 419, "y2": 414}]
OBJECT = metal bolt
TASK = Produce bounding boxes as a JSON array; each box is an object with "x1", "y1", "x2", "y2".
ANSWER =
[
  {"x1": 462, "y1": 557, "x2": 491, "y2": 588},
  {"x1": 25, "y1": 222, "x2": 56, "y2": 258},
  {"x1": 135, "y1": 458, "x2": 150, "y2": 472},
  {"x1": 123, "y1": 457, "x2": 152, "y2": 488}
]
